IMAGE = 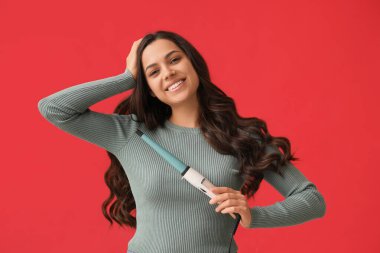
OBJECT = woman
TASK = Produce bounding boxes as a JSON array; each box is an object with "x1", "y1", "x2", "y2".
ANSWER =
[{"x1": 38, "y1": 30, "x2": 326, "y2": 253}]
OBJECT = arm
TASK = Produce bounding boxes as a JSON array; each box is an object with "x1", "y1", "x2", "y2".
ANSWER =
[
  {"x1": 37, "y1": 69, "x2": 139, "y2": 155},
  {"x1": 249, "y1": 146, "x2": 327, "y2": 228}
]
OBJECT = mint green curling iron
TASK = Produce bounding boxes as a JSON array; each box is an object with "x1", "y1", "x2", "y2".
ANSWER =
[
  {"x1": 136, "y1": 129, "x2": 218, "y2": 198},
  {"x1": 135, "y1": 129, "x2": 241, "y2": 238}
]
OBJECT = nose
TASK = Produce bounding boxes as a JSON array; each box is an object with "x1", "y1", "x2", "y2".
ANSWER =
[{"x1": 163, "y1": 67, "x2": 176, "y2": 80}]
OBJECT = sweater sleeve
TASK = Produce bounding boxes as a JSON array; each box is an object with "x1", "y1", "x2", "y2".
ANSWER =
[
  {"x1": 37, "y1": 69, "x2": 139, "y2": 155},
  {"x1": 248, "y1": 146, "x2": 327, "y2": 228}
]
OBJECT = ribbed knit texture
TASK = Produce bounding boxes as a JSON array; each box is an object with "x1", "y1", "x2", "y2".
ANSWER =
[{"x1": 37, "y1": 69, "x2": 326, "y2": 253}]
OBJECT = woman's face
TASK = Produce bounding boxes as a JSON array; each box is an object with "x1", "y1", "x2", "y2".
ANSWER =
[{"x1": 141, "y1": 39, "x2": 199, "y2": 108}]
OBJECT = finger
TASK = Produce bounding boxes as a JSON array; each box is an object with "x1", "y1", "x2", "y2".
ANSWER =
[
  {"x1": 215, "y1": 199, "x2": 246, "y2": 212},
  {"x1": 211, "y1": 187, "x2": 234, "y2": 194},
  {"x1": 210, "y1": 192, "x2": 246, "y2": 204},
  {"x1": 211, "y1": 187, "x2": 244, "y2": 199},
  {"x1": 133, "y1": 39, "x2": 142, "y2": 47},
  {"x1": 221, "y1": 206, "x2": 244, "y2": 215}
]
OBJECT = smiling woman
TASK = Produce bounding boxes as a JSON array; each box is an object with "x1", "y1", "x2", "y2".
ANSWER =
[
  {"x1": 37, "y1": 30, "x2": 326, "y2": 253},
  {"x1": 141, "y1": 39, "x2": 200, "y2": 127}
]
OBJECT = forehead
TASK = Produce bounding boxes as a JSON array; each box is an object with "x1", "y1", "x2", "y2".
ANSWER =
[{"x1": 142, "y1": 39, "x2": 182, "y2": 66}]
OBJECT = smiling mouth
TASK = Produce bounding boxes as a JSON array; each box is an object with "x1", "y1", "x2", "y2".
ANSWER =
[{"x1": 165, "y1": 78, "x2": 186, "y2": 91}]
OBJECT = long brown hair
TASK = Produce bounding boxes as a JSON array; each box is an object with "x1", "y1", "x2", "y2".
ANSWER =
[{"x1": 102, "y1": 30, "x2": 299, "y2": 228}]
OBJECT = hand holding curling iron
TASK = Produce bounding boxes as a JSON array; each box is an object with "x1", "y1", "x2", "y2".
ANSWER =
[{"x1": 209, "y1": 187, "x2": 252, "y2": 228}]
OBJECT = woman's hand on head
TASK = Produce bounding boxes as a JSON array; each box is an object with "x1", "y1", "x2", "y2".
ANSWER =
[
  {"x1": 126, "y1": 38, "x2": 143, "y2": 81},
  {"x1": 209, "y1": 186, "x2": 252, "y2": 228}
]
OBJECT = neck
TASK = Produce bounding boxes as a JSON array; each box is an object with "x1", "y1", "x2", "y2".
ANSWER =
[{"x1": 168, "y1": 96, "x2": 200, "y2": 128}]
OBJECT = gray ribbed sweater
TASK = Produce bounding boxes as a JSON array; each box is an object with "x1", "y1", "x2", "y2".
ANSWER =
[{"x1": 37, "y1": 69, "x2": 326, "y2": 253}]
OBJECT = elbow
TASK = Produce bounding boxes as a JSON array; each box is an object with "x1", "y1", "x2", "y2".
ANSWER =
[
  {"x1": 297, "y1": 182, "x2": 327, "y2": 219},
  {"x1": 319, "y1": 195, "x2": 327, "y2": 218},
  {"x1": 312, "y1": 191, "x2": 327, "y2": 218},
  {"x1": 38, "y1": 98, "x2": 50, "y2": 119},
  {"x1": 37, "y1": 98, "x2": 73, "y2": 123}
]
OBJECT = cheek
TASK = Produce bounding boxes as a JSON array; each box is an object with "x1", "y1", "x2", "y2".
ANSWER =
[
  {"x1": 147, "y1": 81, "x2": 160, "y2": 94},
  {"x1": 186, "y1": 65, "x2": 198, "y2": 81},
  {"x1": 146, "y1": 79, "x2": 154, "y2": 89},
  {"x1": 190, "y1": 69, "x2": 199, "y2": 87}
]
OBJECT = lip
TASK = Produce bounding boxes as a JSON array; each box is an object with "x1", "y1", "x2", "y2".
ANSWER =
[{"x1": 165, "y1": 78, "x2": 186, "y2": 91}]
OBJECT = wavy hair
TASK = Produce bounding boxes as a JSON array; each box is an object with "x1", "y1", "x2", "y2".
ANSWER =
[{"x1": 101, "y1": 30, "x2": 299, "y2": 228}]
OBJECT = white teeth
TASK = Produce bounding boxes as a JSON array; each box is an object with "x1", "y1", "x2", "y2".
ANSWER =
[{"x1": 168, "y1": 80, "x2": 184, "y2": 91}]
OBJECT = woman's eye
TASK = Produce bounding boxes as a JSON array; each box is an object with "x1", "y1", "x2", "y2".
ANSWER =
[
  {"x1": 149, "y1": 57, "x2": 180, "y2": 76},
  {"x1": 150, "y1": 70, "x2": 158, "y2": 76},
  {"x1": 171, "y1": 57, "x2": 180, "y2": 63}
]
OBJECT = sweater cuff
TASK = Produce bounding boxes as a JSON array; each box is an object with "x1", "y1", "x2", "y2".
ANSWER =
[
  {"x1": 249, "y1": 206, "x2": 266, "y2": 228},
  {"x1": 122, "y1": 68, "x2": 137, "y2": 89}
]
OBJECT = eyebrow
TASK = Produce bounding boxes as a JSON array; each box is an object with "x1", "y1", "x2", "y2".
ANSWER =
[{"x1": 145, "y1": 50, "x2": 181, "y2": 72}]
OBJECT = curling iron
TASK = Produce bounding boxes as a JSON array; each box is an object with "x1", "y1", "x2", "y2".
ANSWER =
[{"x1": 135, "y1": 129, "x2": 240, "y2": 253}]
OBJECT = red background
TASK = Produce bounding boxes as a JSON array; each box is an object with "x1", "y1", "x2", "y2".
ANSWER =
[{"x1": 1, "y1": 0, "x2": 379, "y2": 252}]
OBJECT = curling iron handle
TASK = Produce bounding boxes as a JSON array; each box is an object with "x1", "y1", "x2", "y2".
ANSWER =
[{"x1": 181, "y1": 167, "x2": 216, "y2": 198}]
